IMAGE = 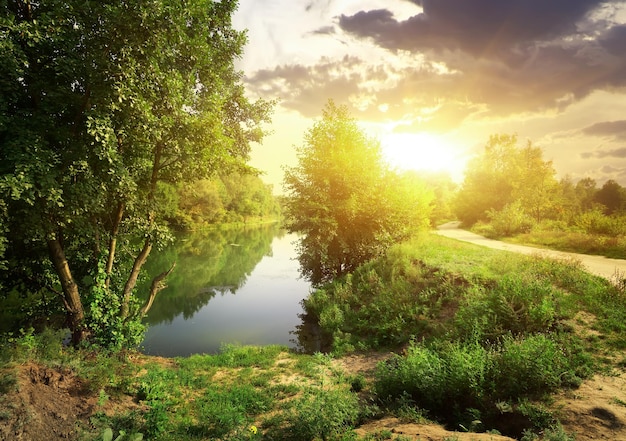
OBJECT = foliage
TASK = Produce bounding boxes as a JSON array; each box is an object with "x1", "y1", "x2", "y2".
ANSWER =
[
  {"x1": 454, "y1": 274, "x2": 565, "y2": 341},
  {"x1": 454, "y1": 134, "x2": 559, "y2": 225},
  {"x1": 302, "y1": 246, "x2": 463, "y2": 353},
  {"x1": 486, "y1": 200, "x2": 534, "y2": 237},
  {"x1": 284, "y1": 100, "x2": 432, "y2": 285},
  {"x1": 173, "y1": 172, "x2": 281, "y2": 229},
  {"x1": 594, "y1": 179, "x2": 626, "y2": 215},
  {"x1": 101, "y1": 427, "x2": 143, "y2": 441},
  {"x1": 374, "y1": 335, "x2": 585, "y2": 433},
  {"x1": 0, "y1": 0, "x2": 272, "y2": 347},
  {"x1": 280, "y1": 387, "x2": 360, "y2": 441}
]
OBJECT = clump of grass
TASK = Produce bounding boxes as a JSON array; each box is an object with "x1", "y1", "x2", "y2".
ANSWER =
[
  {"x1": 278, "y1": 387, "x2": 360, "y2": 441},
  {"x1": 374, "y1": 334, "x2": 588, "y2": 435}
]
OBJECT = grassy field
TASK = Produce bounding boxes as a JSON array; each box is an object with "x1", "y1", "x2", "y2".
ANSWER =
[{"x1": 1, "y1": 233, "x2": 625, "y2": 440}]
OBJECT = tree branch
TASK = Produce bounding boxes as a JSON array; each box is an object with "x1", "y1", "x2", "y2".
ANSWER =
[
  {"x1": 138, "y1": 262, "x2": 176, "y2": 318},
  {"x1": 119, "y1": 238, "x2": 152, "y2": 319}
]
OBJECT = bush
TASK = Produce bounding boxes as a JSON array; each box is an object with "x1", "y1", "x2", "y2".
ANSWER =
[
  {"x1": 282, "y1": 387, "x2": 360, "y2": 440},
  {"x1": 487, "y1": 201, "x2": 535, "y2": 237},
  {"x1": 374, "y1": 335, "x2": 583, "y2": 426},
  {"x1": 489, "y1": 334, "x2": 572, "y2": 399},
  {"x1": 374, "y1": 342, "x2": 490, "y2": 416},
  {"x1": 574, "y1": 209, "x2": 626, "y2": 236},
  {"x1": 454, "y1": 275, "x2": 562, "y2": 341}
]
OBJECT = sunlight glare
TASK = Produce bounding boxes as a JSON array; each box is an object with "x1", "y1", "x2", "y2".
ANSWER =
[{"x1": 381, "y1": 132, "x2": 465, "y2": 181}]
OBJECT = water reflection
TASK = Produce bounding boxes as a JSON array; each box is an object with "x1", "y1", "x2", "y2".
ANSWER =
[{"x1": 140, "y1": 224, "x2": 312, "y2": 357}]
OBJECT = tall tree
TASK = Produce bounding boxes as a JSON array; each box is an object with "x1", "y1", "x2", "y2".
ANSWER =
[
  {"x1": 0, "y1": 0, "x2": 271, "y2": 346},
  {"x1": 454, "y1": 134, "x2": 558, "y2": 225},
  {"x1": 284, "y1": 101, "x2": 432, "y2": 285}
]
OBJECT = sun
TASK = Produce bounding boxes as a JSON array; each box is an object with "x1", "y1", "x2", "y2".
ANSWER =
[{"x1": 381, "y1": 132, "x2": 466, "y2": 180}]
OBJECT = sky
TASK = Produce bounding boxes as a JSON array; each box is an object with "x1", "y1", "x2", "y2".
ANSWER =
[{"x1": 232, "y1": 0, "x2": 626, "y2": 192}]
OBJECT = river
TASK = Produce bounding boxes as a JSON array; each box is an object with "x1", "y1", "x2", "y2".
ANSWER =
[{"x1": 139, "y1": 224, "x2": 312, "y2": 357}]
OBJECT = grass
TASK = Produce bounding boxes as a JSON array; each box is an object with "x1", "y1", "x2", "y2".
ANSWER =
[{"x1": 2, "y1": 232, "x2": 625, "y2": 440}]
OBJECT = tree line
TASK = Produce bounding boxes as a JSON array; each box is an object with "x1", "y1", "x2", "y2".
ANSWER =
[{"x1": 454, "y1": 134, "x2": 626, "y2": 238}]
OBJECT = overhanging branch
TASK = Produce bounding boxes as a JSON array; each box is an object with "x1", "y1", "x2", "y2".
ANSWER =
[{"x1": 138, "y1": 262, "x2": 176, "y2": 318}]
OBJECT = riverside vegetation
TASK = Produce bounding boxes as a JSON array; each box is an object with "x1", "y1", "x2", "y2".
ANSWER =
[{"x1": 2, "y1": 233, "x2": 626, "y2": 440}]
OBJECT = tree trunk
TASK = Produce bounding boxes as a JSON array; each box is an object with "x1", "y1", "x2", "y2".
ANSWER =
[
  {"x1": 47, "y1": 237, "x2": 87, "y2": 345},
  {"x1": 119, "y1": 239, "x2": 152, "y2": 319},
  {"x1": 105, "y1": 201, "x2": 125, "y2": 289}
]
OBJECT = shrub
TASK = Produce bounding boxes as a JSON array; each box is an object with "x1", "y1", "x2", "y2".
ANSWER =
[
  {"x1": 282, "y1": 387, "x2": 360, "y2": 440},
  {"x1": 374, "y1": 335, "x2": 583, "y2": 427},
  {"x1": 487, "y1": 202, "x2": 534, "y2": 237},
  {"x1": 454, "y1": 274, "x2": 562, "y2": 341},
  {"x1": 374, "y1": 342, "x2": 491, "y2": 416},
  {"x1": 574, "y1": 209, "x2": 626, "y2": 236},
  {"x1": 489, "y1": 334, "x2": 572, "y2": 399}
]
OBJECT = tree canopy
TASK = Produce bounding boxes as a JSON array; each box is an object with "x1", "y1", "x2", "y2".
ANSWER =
[
  {"x1": 284, "y1": 101, "x2": 432, "y2": 285},
  {"x1": 454, "y1": 134, "x2": 559, "y2": 226},
  {"x1": 0, "y1": 0, "x2": 272, "y2": 347}
]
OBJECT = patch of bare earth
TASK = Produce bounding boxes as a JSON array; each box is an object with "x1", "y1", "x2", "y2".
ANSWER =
[
  {"x1": 556, "y1": 370, "x2": 626, "y2": 440},
  {"x1": 0, "y1": 363, "x2": 139, "y2": 441}
]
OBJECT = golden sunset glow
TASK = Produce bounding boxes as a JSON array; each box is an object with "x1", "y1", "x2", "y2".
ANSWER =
[
  {"x1": 381, "y1": 132, "x2": 466, "y2": 180},
  {"x1": 234, "y1": 1, "x2": 626, "y2": 192}
]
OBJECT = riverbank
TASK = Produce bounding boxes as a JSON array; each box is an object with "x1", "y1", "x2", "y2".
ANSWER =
[
  {"x1": 2, "y1": 346, "x2": 626, "y2": 441},
  {"x1": 2, "y1": 233, "x2": 626, "y2": 440}
]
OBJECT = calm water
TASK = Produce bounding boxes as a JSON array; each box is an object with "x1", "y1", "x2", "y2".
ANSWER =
[{"x1": 140, "y1": 224, "x2": 312, "y2": 357}]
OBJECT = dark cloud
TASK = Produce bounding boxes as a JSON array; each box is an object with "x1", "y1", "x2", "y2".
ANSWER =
[
  {"x1": 339, "y1": 0, "x2": 605, "y2": 57},
  {"x1": 246, "y1": 1, "x2": 626, "y2": 122},
  {"x1": 332, "y1": 1, "x2": 626, "y2": 116},
  {"x1": 582, "y1": 120, "x2": 626, "y2": 140}
]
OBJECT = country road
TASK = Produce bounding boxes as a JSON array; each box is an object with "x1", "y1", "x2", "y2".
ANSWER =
[{"x1": 435, "y1": 222, "x2": 626, "y2": 282}]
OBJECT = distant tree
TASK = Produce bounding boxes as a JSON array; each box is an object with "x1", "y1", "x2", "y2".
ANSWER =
[
  {"x1": 0, "y1": 0, "x2": 271, "y2": 346},
  {"x1": 419, "y1": 171, "x2": 457, "y2": 226},
  {"x1": 454, "y1": 134, "x2": 558, "y2": 225},
  {"x1": 557, "y1": 176, "x2": 580, "y2": 220},
  {"x1": 284, "y1": 101, "x2": 432, "y2": 285},
  {"x1": 594, "y1": 179, "x2": 625, "y2": 215},
  {"x1": 575, "y1": 178, "x2": 598, "y2": 211},
  {"x1": 513, "y1": 141, "x2": 559, "y2": 221}
]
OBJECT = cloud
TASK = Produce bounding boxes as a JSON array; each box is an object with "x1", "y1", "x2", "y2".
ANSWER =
[
  {"x1": 245, "y1": 56, "x2": 368, "y2": 118},
  {"x1": 334, "y1": 1, "x2": 626, "y2": 116},
  {"x1": 582, "y1": 120, "x2": 626, "y2": 140},
  {"x1": 581, "y1": 147, "x2": 626, "y2": 159},
  {"x1": 339, "y1": 0, "x2": 605, "y2": 56}
]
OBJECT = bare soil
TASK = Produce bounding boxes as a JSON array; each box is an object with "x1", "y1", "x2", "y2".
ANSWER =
[
  {"x1": 1, "y1": 356, "x2": 626, "y2": 440},
  {"x1": 0, "y1": 363, "x2": 141, "y2": 441}
]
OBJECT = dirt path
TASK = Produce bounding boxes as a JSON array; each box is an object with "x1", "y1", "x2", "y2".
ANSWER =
[{"x1": 435, "y1": 222, "x2": 626, "y2": 281}]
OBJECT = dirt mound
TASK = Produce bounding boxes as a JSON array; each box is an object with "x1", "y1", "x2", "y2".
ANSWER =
[{"x1": 0, "y1": 364, "x2": 96, "y2": 440}]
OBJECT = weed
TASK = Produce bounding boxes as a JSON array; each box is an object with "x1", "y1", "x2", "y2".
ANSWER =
[
  {"x1": 101, "y1": 427, "x2": 143, "y2": 441},
  {"x1": 611, "y1": 397, "x2": 626, "y2": 407},
  {"x1": 280, "y1": 387, "x2": 360, "y2": 441},
  {"x1": 0, "y1": 371, "x2": 17, "y2": 394},
  {"x1": 97, "y1": 389, "x2": 109, "y2": 407}
]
